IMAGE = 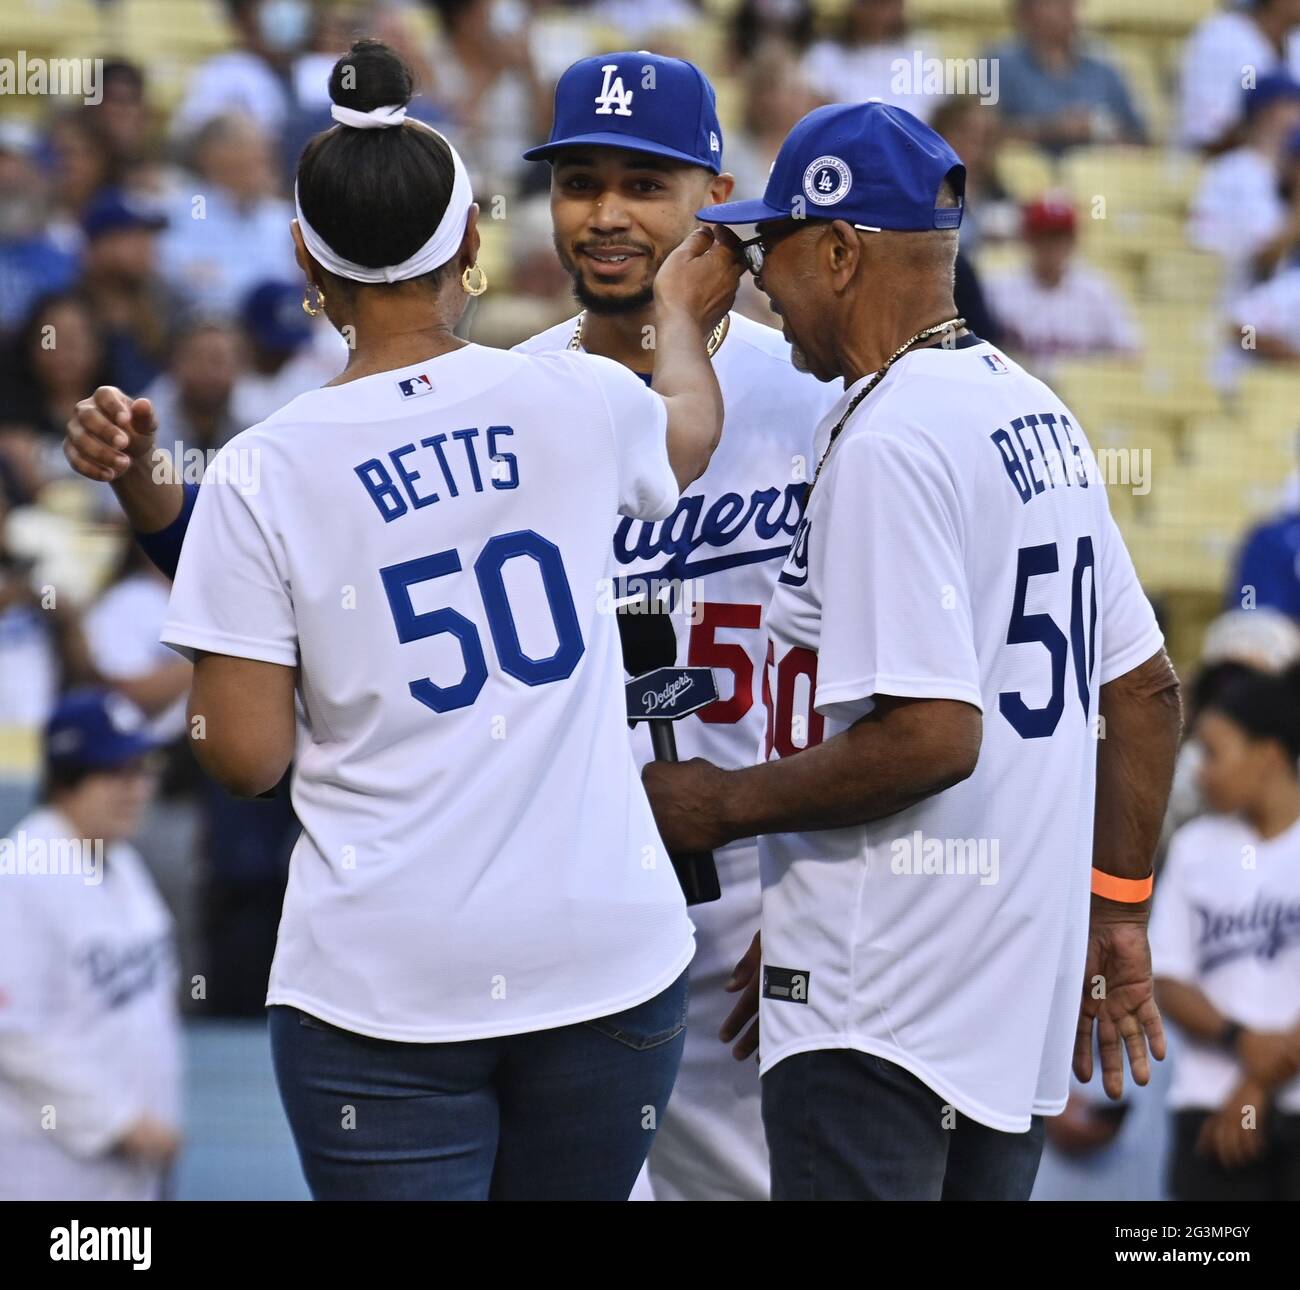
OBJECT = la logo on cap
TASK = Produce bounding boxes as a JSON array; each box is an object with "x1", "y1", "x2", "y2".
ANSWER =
[
  {"x1": 803, "y1": 155, "x2": 852, "y2": 206},
  {"x1": 594, "y1": 64, "x2": 633, "y2": 117}
]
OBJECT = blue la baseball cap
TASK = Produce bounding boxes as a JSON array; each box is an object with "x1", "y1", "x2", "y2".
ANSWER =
[
  {"x1": 44, "y1": 689, "x2": 161, "y2": 771},
  {"x1": 698, "y1": 101, "x2": 964, "y2": 231},
  {"x1": 523, "y1": 52, "x2": 723, "y2": 172}
]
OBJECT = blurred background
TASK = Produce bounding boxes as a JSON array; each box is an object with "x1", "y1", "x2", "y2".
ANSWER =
[{"x1": 1, "y1": 0, "x2": 1299, "y2": 1200}]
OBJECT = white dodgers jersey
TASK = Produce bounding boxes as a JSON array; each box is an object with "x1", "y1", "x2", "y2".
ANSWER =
[
  {"x1": 515, "y1": 313, "x2": 839, "y2": 793},
  {"x1": 758, "y1": 336, "x2": 1164, "y2": 1132},
  {"x1": 162, "y1": 344, "x2": 696, "y2": 1042}
]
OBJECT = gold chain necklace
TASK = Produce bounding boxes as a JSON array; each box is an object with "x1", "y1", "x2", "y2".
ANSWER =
[
  {"x1": 806, "y1": 317, "x2": 966, "y2": 501},
  {"x1": 567, "y1": 310, "x2": 730, "y2": 357}
]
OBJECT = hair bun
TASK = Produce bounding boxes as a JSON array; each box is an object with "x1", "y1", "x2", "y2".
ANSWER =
[{"x1": 329, "y1": 39, "x2": 413, "y2": 116}]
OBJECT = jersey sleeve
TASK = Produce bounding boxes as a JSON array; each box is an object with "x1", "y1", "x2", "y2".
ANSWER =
[
  {"x1": 1097, "y1": 506, "x2": 1164, "y2": 685},
  {"x1": 1147, "y1": 833, "x2": 1198, "y2": 985},
  {"x1": 160, "y1": 442, "x2": 297, "y2": 666},
  {"x1": 812, "y1": 431, "x2": 983, "y2": 720},
  {"x1": 582, "y1": 353, "x2": 679, "y2": 522}
]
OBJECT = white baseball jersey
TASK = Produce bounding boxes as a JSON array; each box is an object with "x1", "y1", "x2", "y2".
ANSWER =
[
  {"x1": 1150, "y1": 812, "x2": 1300, "y2": 1114},
  {"x1": 516, "y1": 312, "x2": 838, "y2": 1198},
  {"x1": 161, "y1": 343, "x2": 696, "y2": 1042},
  {"x1": 758, "y1": 335, "x2": 1164, "y2": 1133},
  {"x1": 514, "y1": 313, "x2": 838, "y2": 778},
  {"x1": 0, "y1": 808, "x2": 180, "y2": 1200}
]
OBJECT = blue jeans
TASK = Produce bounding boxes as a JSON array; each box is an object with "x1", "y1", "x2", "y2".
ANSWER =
[
  {"x1": 762, "y1": 1049, "x2": 1045, "y2": 1200},
  {"x1": 269, "y1": 973, "x2": 688, "y2": 1200}
]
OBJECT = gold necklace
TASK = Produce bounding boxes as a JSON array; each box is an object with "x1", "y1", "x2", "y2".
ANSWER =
[
  {"x1": 806, "y1": 317, "x2": 967, "y2": 501},
  {"x1": 567, "y1": 310, "x2": 730, "y2": 357}
]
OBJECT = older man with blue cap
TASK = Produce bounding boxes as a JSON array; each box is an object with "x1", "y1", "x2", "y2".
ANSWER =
[
  {"x1": 516, "y1": 52, "x2": 844, "y2": 1201},
  {"x1": 643, "y1": 101, "x2": 1183, "y2": 1200}
]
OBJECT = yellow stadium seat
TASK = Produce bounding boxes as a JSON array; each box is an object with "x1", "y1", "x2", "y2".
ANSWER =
[{"x1": 996, "y1": 142, "x2": 1059, "y2": 203}]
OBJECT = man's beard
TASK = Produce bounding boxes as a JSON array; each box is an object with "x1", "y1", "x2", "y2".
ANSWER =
[
  {"x1": 570, "y1": 274, "x2": 655, "y2": 316},
  {"x1": 556, "y1": 236, "x2": 659, "y2": 316}
]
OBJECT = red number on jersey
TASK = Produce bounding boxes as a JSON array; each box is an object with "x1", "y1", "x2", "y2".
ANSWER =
[
  {"x1": 687, "y1": 601, "x2": 763, "y2": 725},
  {"x1": 764, "y1": 644, "x2": 826, "y2": 758}
]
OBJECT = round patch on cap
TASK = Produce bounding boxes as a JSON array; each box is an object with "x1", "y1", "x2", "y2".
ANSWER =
[{"x1": 803, "y1": 155, "x2": 852, "y2": 207}]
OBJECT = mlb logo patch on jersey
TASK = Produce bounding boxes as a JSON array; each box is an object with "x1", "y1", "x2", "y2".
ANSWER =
[
  {"x1": 763, "y1": 965, "x2": 810, "y2": 1003},
  {"x1": 983, "y1": 353, "x2": 1009, "y2": 375},
  {"x1": 398, "y1": 374, "x2": 434, "y2": 399}
]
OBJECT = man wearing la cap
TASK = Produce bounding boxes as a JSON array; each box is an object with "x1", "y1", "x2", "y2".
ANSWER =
[
  {"x1": 643, "y1": 101, "x2": 1184, "y2": 1199},
  {"x1": 0, "y1": 689, "x2": 181, "y2": 1200},
  {"x1": 515, "y1": 52, "x2": 841, "y2": 1201}
]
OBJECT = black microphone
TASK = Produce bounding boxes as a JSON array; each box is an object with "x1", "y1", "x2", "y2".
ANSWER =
[{"x1": 617, "y1": 602, "x2": 722, "y2": 906}]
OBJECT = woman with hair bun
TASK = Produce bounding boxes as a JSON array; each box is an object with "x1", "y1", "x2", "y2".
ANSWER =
[
  {"x1": 1151, "y1": 663, "x2": 1300, "y2": 1200},
  {"x1": 81, "y1": 39, "x2": 740, "y2": 1200}
]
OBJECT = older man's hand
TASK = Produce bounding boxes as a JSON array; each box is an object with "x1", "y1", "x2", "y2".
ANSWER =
[{"x1": 642, "y1": 756, "x2": 731, "y2": 855}]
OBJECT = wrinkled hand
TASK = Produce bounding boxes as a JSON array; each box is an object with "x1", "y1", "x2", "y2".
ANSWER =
[
  {"x1": 1073, "y1": 901, "x2": 1166, "y2": 1098},
  {"x1": 1197, "y1": 1078, "x2": 1268, "y2": 1169},
  {"x1": 64, "y1": 386, "x2": 157, "y2": 484},
  {"x1": 719, "y1": 930, "x2": 761, "y2": 1061},
  {"x1": 641, "y1": 756, "x2": 730, "y2": 854},
  {"x1": 653, "y1": 226, "x2": 744, "y2": 336}
]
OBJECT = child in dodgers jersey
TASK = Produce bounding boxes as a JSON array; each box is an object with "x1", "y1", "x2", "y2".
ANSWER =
[
  {"x1": 160, "y1": 344, "x2": 699, "y2": 1041},
  {"x1": 759, "y1": 333, "x2": 1164, "y2": 1132},
  {"x1": 515, "y1": 310, "x2": 838, "y2": 1200}
]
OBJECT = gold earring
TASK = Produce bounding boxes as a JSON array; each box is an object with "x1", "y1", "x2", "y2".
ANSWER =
[
  {"x1": 301, "y1": 284, "x2": 326, "y2": 317},
  {"x1": 461, "y1": 263, "x2": 487, "y2": 297}
]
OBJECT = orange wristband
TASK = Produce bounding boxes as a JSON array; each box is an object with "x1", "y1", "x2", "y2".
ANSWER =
[{"x1": 1091, "y1": 868, "x2": 1154, "y2": 903}]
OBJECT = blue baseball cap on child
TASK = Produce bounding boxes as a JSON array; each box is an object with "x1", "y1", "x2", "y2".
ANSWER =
[
  {"x1": 524, "y1": 52, "x2": 723, "y2": 173},
  {"x1": 44, "y1": 689, "x2": 160, "y2": 771},
  {"x1": 698, "y1": 101, "x2": 964, "y2": 231}
]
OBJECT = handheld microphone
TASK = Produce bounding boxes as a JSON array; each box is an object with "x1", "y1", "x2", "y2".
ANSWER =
[{"x1": 617, "y1": 601, "x2": 722, "y2": 906}]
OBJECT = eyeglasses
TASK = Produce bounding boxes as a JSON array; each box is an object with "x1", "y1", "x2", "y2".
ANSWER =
[
  {"x1": 732, "y1": 218, "x2": 882, "y2": 276},
  {"x1": 733, "y1": 221, "x2": 807, "y2": 276}
]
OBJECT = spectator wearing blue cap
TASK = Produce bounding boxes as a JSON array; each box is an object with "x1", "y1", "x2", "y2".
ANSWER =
[
  {"x1": 982, "y1": 0, "x2": 1145, "y2": 155},
  {"x1": 1190, "y1": 74, "x2": 1300, "y2": 305},
  {"x1": 1179, "y1": 0, "x2": 1300, "y2": 152},
  {"x1": 646, "y1": 99, "x2": 1179, "y2": 1200},
  {"x1": 230, "y1": 279, "x2": 346, "y2": 428},
  {"x1": 0, "y1": 688, "x2": 181, "y2": 1200}
]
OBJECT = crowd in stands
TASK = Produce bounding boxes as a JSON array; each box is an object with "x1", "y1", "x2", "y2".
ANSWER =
[{"x1": 3, "y1": 0, "x2": 1300, "y2": 1199}]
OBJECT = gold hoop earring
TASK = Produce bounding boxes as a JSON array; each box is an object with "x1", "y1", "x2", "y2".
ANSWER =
[
  {"x1": 461, "y1": 264, "x2": 487, "y2": 297},
  {"x1": 302, "y1": 284, "x2": 326, "y2": 317}
]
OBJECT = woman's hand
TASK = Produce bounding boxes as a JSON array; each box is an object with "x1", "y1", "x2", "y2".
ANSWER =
[
  {"x1": 64, "y1": 386, "x2": 157, "y2": 484},
  {"x1": 653, "y1": 226, "x2": 744, "y2": 336}
]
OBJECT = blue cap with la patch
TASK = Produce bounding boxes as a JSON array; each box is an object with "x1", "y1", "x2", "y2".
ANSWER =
[
  {"x1": 523, "y1": 52, "x2": 723, "y2": 173},
  {"x1": 698, "y1": 101, "x2": 964, "y2": 231}
]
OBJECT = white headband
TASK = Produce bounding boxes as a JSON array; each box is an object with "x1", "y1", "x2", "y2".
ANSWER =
[{"x1": 294, "y1": 108, "x2": 473, "y2": 284}]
